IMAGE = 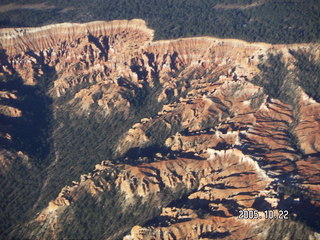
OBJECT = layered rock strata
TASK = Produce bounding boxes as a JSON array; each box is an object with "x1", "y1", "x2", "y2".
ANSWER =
[{"x1": 0, "y1": 19, "x2": 319, "y2": 239}]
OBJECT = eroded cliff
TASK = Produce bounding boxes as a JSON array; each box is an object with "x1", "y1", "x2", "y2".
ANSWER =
[{"x1": 0, "y1": 19, "x2": 319, "y2": 239}]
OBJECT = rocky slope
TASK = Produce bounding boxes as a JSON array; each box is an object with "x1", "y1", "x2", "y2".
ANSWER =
[{"x1": 0, "y1": 19, "x2": 319, "y2": 239}]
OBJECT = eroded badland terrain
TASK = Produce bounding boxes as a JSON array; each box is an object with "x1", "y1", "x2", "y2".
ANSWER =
[{"x1": 0, "y1": 19, "x2": 320, "y2": 239}]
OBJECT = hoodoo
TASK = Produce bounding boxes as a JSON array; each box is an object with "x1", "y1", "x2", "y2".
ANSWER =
[{"x1": 0, "y1": 19, "x2": 319, "y2": 239}]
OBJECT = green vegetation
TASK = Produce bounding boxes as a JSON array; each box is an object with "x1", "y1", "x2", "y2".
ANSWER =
[
  {"x1": 57, "y1": 183, "x2": 191, "y2": 239},
  {"x1": 290, "y1": 50, "x2": 320, "y2": 102},
  {"x1": 145, "y1": 117, "x2": 181, "y2": 146},
  {"x1": 36, "y1": 110, "x2": 130, "y2": 208},
  {"x1": 0, "y1": 3, "x2": 319, "y2": 236},
  {"x1": 58, "y1": 190, "x2": 156, "y2": 239},
  {"x1": 252, "y1": 53, "x2": 297, "y2": 104},
  {"x1": 266, "y1": 219, "x2": 317, "y2": 240},
  {"x1": 251, "y1": 52, "x2": 320, "y2": 156},
  {"x1": 249, "y1": 92, "x2": 265, "y2": 109},
  {"x1": 251, "y1": 53, "x2": 320, "y2": 232},
  {"x1": 0, "y1": 0, "x2": 319, "y2": 43},
  {"x1": 0, "y1": 49, "x2": 189, "y2": 236},
  {"x1": 0, "y1": 54, "x2": 54, "y2": 237},
  {"x1": 253, "y1": 50, "x2": 320, "y2": 104},
  {"x1": 0, "y1": 161, "x2": 42, "y2": 239}
]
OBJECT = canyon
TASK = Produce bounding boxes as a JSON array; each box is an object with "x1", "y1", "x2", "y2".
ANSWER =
[{"x1": 0, "y1": 19, "x2": 319, "y2": 239}]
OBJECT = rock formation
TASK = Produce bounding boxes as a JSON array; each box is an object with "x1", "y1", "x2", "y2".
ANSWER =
[{"x1": 0, "y1": 19, "x2": 319, "y2": 239}]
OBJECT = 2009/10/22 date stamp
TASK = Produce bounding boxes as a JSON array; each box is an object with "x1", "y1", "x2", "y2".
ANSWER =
[{"x1": 237, "y1": 210, "x2": 289, "y2": 220}]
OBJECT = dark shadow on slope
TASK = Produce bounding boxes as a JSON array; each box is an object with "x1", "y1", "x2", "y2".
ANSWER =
[
  {"x1": 0, "y1": 49, "x2": 56, "y2": 237},
  {"x1": 121, "y1": 145, "x2": 171, "y2": 162},
  {"x1": 252, "y1": 196, "x2": 272, "y2": 211},
  {"x1": 290, "y1": 50, "x2": 320, "y2": 102},
  {"x1": 121, "y1": 144, "x2": 205, "y2": 165},
  {"x1": 251, "y1": 53, "x2": 295, "y2": 105},
  {"x1": 54, "y1": 183, "x2": 191, "y2": 240},
  {"x1": 278, "y1": 185, "x2": 320, "y2": 233},
  {"x1": 0, "y1": 49, "x2": 55, "y2": 165},
  {"x1": 87, "y1": 34, "x2": 109, "y2": 61},
  {"x1": 199, "y1": 231, "x2": 231, "y2": 239}
]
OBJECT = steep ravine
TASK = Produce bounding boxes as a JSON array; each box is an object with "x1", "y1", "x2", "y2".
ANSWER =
[{"x1": 0, "y1": 19, "x2": 319, "y2": 239}]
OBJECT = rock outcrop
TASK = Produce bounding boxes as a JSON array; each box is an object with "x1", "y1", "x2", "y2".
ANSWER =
[{"x1": 0, "y1": 19, "x2": 319, "y2": 239}]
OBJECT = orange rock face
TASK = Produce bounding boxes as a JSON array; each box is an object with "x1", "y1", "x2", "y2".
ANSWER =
[{"x1": 0, "y1": 20, "x2": 319, "y2": 239}]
